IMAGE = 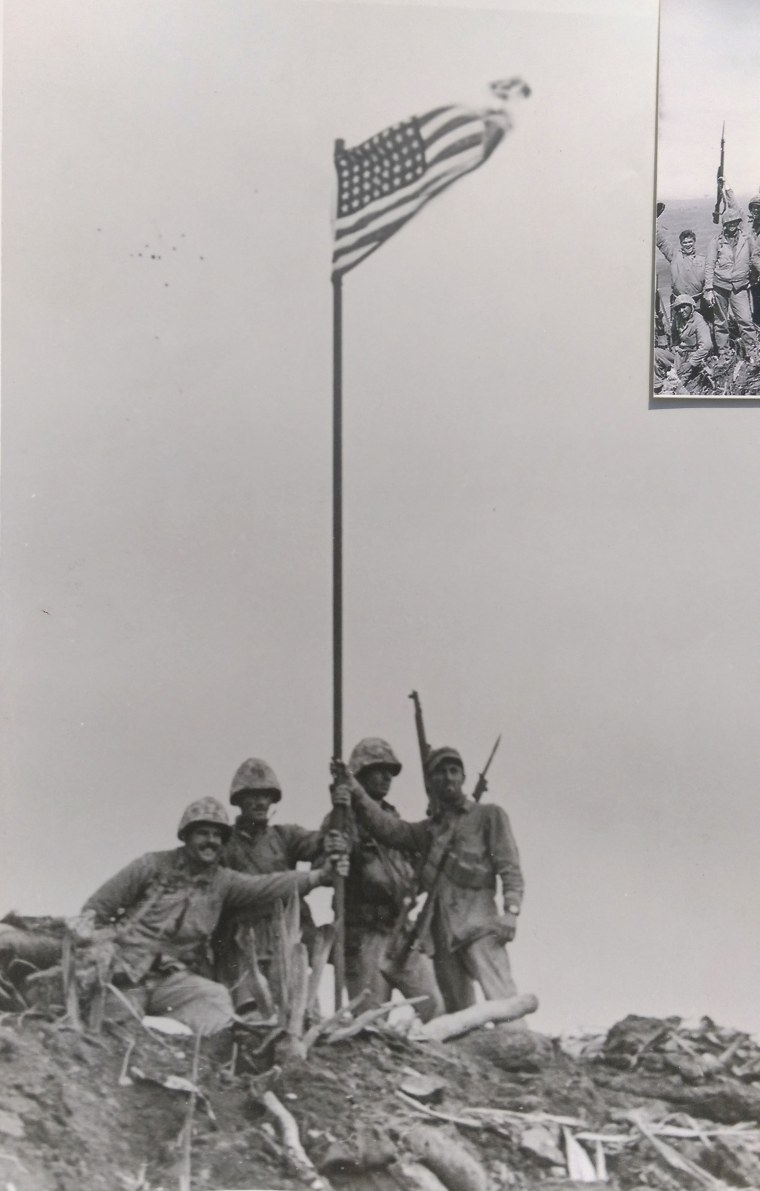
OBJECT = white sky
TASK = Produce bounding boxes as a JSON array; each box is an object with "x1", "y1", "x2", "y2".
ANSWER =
[
  {"x1": 658, "y1": 0, "x2": 760, "y2": 199},
  {"x1": 4, "y1": 0, "x2": 760, "y2": 1040}
]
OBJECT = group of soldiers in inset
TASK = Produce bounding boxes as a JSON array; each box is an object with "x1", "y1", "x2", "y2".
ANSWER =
[
  {"x1": 654, "y1": 186, "x2": 760, "y2": 395},
  {"x1": 0, "y1": 740, "x2": 524, "y2": 1038}
]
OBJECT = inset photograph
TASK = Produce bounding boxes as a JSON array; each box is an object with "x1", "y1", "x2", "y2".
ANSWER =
[{"x1": 654, "y1": 0, "x2": 760, "y2": 398}]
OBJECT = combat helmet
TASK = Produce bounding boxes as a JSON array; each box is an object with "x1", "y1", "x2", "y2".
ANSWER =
[
  {"x1": 177, "y1": 797, "x2": 231, "y2": 841},
  {"x1": 425, "y1": 746, "x2": 465, "y2": 777},
  {"x1": 722, "y1": 208, "x2": 742, "y2": 226},
  {"x1": 348, "y1": 738, "x2": 402, "y2": 777},
  {"x1": 748, "y1": 193, "x2": 760, "y2": 213},
  {"x1": 230, "y1": 758, "x2": 282, "y2": 805},
  {"x1": 672, "y1": 295, "x2": 695, "y2": 311}
]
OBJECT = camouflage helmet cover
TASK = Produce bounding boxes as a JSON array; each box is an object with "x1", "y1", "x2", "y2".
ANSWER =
[
  {"x1": 425, "y1": 746, "x2": 465, "y2": 777},
  {"x1": 177, "y1": 797, "x2": 232, "y2": 841},
  {"x1": 230, "y1": 758, "x2": 282, "y2": 805},
  {"x1": 749, "y1": 193, "x2": 760, "y2": 211},
  {"x1": 348, "y1": 737, "x2": 402, "y2": 777},
  {"x1": 672, "y1": 294, "x2": 695, "y2": 310},
  {"x1": 722, "y1": 209, "x2": 742, "y2": 225}
]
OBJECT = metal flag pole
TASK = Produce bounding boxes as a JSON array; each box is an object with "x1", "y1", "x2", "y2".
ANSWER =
[{"x1": 331, "y1": 167, "x2": 346, "y2": 1006}]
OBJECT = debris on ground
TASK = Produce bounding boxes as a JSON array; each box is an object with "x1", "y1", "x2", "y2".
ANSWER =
[{"x1": 2, "y1": 998, "x2": 760, "y2": 1189}]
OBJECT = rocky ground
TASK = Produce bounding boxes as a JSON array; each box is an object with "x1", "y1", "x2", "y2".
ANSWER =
[{"x1": 2, "y1": 1000, "x2": 760, "y2": 1191}]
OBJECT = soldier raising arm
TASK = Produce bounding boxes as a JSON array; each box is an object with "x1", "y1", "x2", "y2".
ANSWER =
[{"x1": 333, "y1": 746, "x2": 524, "y2": 1015}]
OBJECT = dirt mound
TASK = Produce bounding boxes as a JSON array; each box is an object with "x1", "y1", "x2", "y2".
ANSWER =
[{"x1": 3, "y1": 1007, "x2": 760, "y2": 1190}]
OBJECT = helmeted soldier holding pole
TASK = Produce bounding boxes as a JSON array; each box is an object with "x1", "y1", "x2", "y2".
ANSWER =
[
  {"x1": 320, "y1": 738, "x2": 443, "y2": 1022},
  {"x1": 216, "y1": 757, "x2": 345, "y2": 1013},
  {"x1": 332, "y1": 744, "x2": 524, "y2": 1015}
]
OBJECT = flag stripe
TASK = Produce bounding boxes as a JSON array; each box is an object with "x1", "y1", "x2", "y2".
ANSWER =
[
  {"x1": 332, "y1": 101, "x2": 506, "y2": 278},
  {"x1": 334, "y1": 143, "x2": 485, "y2": 244},
  {"x1": 332, "y1": 151, "x2": 485, "y2": 271}
]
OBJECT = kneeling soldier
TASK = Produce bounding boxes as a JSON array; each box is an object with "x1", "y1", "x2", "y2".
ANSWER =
[{"x1": 82, "y1": 797, "x2": 345, "y2": 1034}]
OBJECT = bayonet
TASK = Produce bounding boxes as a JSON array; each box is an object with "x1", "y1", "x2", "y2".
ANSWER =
[{"x1": 472, "y1": 733, "x2": 501, "y2": 803}]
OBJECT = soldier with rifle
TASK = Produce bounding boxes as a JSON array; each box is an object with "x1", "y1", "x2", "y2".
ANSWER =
[
  {"x1": 705, "y1": 201, "x2": 760, "y2": 362},
  {"x1": 332, "y1": 740, "x2": 524, "y2": 1015},
  {"x1": 319, "y1": 738, "x2": 443, "y2": 1022}
]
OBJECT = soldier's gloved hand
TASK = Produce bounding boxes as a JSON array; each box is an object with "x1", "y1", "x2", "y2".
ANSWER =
[
  {"x1": 315, "y1": 852, "x2": 349, "y2": 884},
  {"x1": 493, "y1": 913, "x2": 518, "y2": 944},
  {"x1": 323, "y1": 828, "x2": 348, "y2": 855},
  {"x1": 331, "y1": 783, "x2": 352, "y2": 809},
  {"x1": 704, "y1": 289, "x2": 715, "y2": 306}
]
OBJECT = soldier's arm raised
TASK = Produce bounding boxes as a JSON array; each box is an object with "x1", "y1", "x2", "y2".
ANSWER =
[
  {"x1": 332, "y1": 771, "x2": 427, "y2": 854},
  {"x1": 655, "y1": 225, "x2": 674, "y2": 262}
]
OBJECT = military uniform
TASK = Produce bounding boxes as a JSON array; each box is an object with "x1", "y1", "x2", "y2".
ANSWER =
[
  {"x1": 705, "y1": 207, "x2": 760, "y2": 355},
  {"x1": 326, "y1": 739, "x2": 443, "y2": 1022},
  {"x1": 654, "y1": 298, "x2": 712, "y2": 388},
  {"x1": 83, "y1": 798, "x2": 323, "y2": 1034},
  {"x1": 215, "y1": 759, "x2": 322, "y2": 1012},
  {"x1": 655, "y1": 227, "x2": 706, "y2": 302},
  {"x1": 347, "y1": 754, "x2": 524, "y2": 1015}
]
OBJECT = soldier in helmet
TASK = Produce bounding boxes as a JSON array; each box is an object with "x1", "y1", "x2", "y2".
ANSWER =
[
  {"x1": 77, "y1": 797, "x2": 346, "y2": 1034},
  {"x1": 653, "y1": 295, "x2": 712, "y2": 390},
  {"x1": 332, "y1": 746, "x2": 524, "y2": 1015},
  {"x1": 322, "y1": 738, "x2": 443, "y2": 1022},
  {"x1": 215, "y1": 757, "x2": 345, "y2": 1013},
  {"x1": 705, "y1": 201, "x2": 760, "y2": 360}
]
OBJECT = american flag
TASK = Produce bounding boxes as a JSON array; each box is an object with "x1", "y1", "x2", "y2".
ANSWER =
[{"x1": 331, "y1": 103, "x2": 510, "y2": 279}]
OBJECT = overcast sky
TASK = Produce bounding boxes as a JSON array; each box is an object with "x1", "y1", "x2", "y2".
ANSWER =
[
  {"x1": 658, "y1": 0, "x2": 759, "y2": 200},
  {"x1": 4, "y1": 0, "x2": 760, "y2": 1040}
]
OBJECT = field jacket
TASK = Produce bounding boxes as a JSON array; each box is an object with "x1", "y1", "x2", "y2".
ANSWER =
[
  {"x1": 83, "y1": 847, "x2": 314, "y2": 983},
  {"x1": 350, "y1": 791, "x2": 524, "y2": 953},
  {"x1": 705, "y1": 229, "x2": 759, "y2": 292},
  {"x1": 674, "y1": 311, "x2": 711, "y2": 371},
  {"x1": 656, "y1": 228, "x2": 706, "y2": 297},
  {"x1": 218, "y1": 821, "x2": 320, "y2": 957},
  {"x1": 319, "y1": 801, "x2": 417, "y2": 931}
]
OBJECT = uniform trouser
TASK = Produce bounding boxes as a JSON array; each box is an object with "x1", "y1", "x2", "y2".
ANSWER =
[
  {"x1": 712, "y1": 286, "x2": 758, "y2": 352},
  {"x1": 434, "y1": 934, "x2": 518, "y2": 1015},
  {"x1": 146, "y1": 970, "x2": 235, "y2": 1035},
  {"x1": 344, "y1": 928, "x2": 444, "y2": 1023},
  {"x1": 0, "y1": 927, "x2": 234, "y2": 1035},
  {"x1": 751, "y1": 283, "x2": 760, "y2": 326}
]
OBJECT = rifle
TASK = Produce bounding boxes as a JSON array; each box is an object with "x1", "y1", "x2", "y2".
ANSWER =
[
  {"x1": 409, "y1": 690, "x2": 433, "y2": 809},
  {"x1": 712, "y1": 123, "x2": 726, "y2": 225},
  {"x1": 382, "y1": 733, "x2": 502, "y2": 979}
]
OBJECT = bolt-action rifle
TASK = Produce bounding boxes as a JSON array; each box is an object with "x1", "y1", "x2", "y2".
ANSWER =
[
  {"x1": 382, "y1": 733, "x2": 502, "y2": 981},
  {"x1": 712, "y1": 123, "x2": 726, "y2": 225},
  {"x1": 409, "y1": 690, "x2": 433, "y2": 811}
]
